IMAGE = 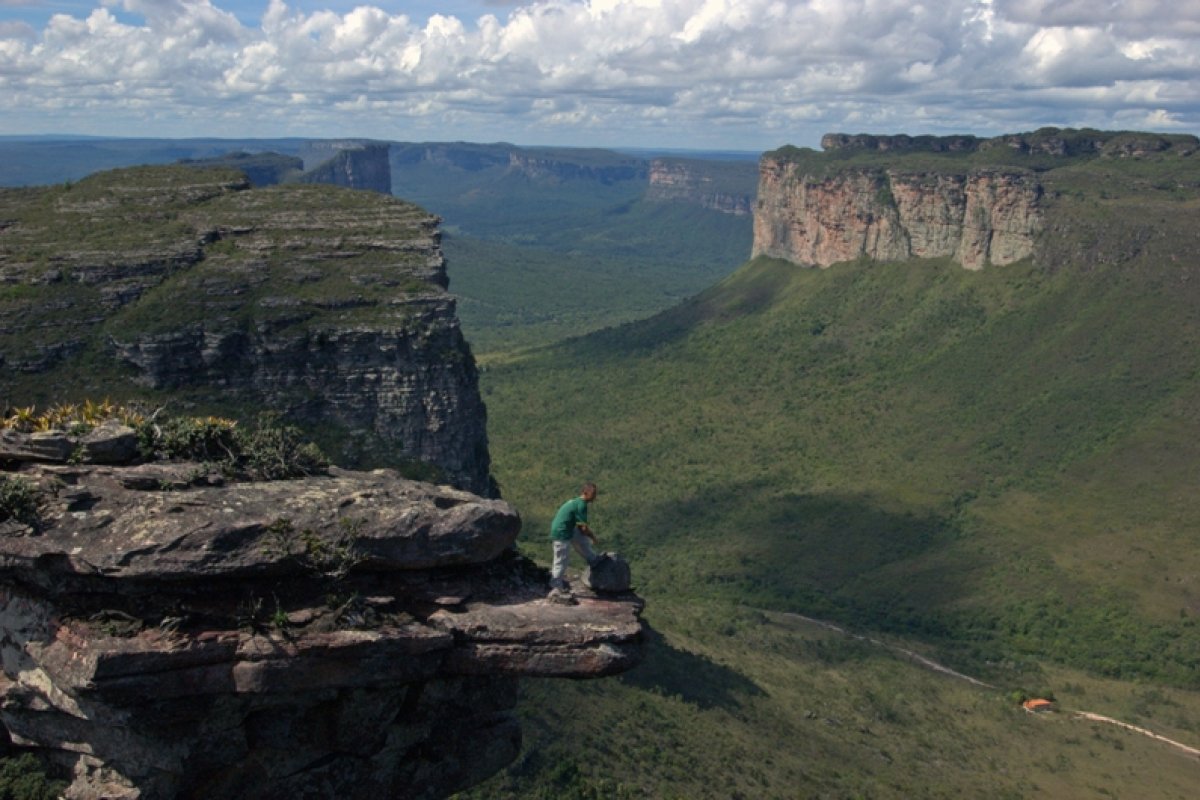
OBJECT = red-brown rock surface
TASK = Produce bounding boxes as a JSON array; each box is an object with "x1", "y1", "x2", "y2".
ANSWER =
[{"x1": 752, "y1": 160, "x2": 1043, "y2": 270}]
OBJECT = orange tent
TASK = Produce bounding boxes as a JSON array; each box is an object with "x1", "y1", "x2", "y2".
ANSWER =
[{"x1": 1023, "y1": 698, "x2": 1054, "y2": 712}]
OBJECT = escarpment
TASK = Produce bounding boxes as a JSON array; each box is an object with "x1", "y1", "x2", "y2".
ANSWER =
[
  {"x1": 0, "y1": 436, "x2": 644, "y2": 799},
  {"x1": 755, "y1": 128, "x2": 1200, "y2": 271},
  {"x1": 296, "y1": 142, "x2": 393, "y2": 195},
  {"x1": 0, "y1": 165, "x2": 489, "y2": 494},
  {"x1": 753, "y1": 159, "x2": 1044, "y2": 270},
  {"x1": 645, "y1": 158, "x2": 756, "y2": 216},
  {"x1": 506, "y1": 150, "x2": 647, "y2": 184}
]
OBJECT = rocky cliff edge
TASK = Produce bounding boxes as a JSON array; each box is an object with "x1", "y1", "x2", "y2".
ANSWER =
[
  {"x1": 0, "y1": 435, "x2": 643, "y2": 799},
  {"x1": 753, "y1": 128, "x2": 1200, "y2": 271},
  {"x1": 753, "y1": 160, "x2": 1043, "y2": 270},
  {"x1": 0, "y1": 166, "x2": 490, "y2": 495}
]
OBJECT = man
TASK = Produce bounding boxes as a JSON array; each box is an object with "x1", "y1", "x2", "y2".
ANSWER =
[{"x1": 548, "y1": 481, "x2": 601, "y2": 602}]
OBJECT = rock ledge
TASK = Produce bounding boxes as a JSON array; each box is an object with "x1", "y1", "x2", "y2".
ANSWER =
[{"x1": 0, "y1": 461, "x2": 644, "y2": 799}]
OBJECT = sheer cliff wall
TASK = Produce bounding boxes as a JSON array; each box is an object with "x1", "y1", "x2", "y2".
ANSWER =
[
  {"x1": 752, "y1": 160, "x2": 1043, "y2": 270},
  {"x1": 753, "y1": 128, "x2": 1200, "y2": 271},
  {"x1": 296, "y1": 142, "x2": 393, "y2": 194}
]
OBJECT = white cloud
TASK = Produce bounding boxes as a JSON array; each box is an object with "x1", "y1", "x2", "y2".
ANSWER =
[{"x1": 0, "y1": 0, "x2": 1198, "y2": 147}]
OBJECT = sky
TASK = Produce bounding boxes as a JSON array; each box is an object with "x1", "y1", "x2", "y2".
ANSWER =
[{"x1": 1, "y1": 0, "x2": 1198, "y2": 151}]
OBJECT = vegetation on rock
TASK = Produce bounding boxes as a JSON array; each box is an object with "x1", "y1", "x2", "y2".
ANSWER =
[
  {"x1": 0, "y1": 476, "x2": 41, "y2": 529},
  {"x1": 0, "y1": 753, "x2": 66, "y2": 800},
  {"x1": 2, "y1": 400, "x2": 327, "y2": 480}
]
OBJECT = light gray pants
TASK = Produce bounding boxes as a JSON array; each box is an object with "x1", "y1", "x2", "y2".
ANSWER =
[{"x1": 550, "y1": 530, "x2": 599, "y2": 589}]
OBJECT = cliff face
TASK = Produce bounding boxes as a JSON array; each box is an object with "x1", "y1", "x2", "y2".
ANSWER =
[
  {"x1": 752, "y1": 161, "x2": 1043, "y2": 270},
  {"x1": 0, "y1": 437, "x2": 644, "y2": 799},
  {"x1": 296, "y1": 143, "x2": 393, "y2": 195},
  {"x1": 504, "y1": 150, "x2": 647, "y2": 184},
  {"x1": 645, "y1": 158, "x2": 755, "y2": 216},
  {"x1": 0, "y1": 166, "x2": 489, "y2": 494}
]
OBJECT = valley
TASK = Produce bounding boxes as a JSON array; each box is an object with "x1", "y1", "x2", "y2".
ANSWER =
[
  {"x1": 2, "y1": 129, "x2": 1199, "y2": 798},
  {"x1": 457, "y1": 131, "x2": 1200, "y2": 798}
]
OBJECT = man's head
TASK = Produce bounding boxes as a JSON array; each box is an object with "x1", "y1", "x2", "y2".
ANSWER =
[{"x1": 581, "y1": 481, "x2": 598, "y2": 502}]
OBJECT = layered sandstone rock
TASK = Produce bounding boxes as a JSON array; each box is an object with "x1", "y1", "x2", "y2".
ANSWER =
[
  {"x1": 752, "y1": 161, "x2": 1043, "y2": 270},
  {"x1": 0, "y1": 166, "x2": 490, "y2": 495},
  {"x1": 0, "y1": 457, "x2": 643, "y2": 799},
  {"x1": 645, "y1": 158, "x2": 755, "y2": 216},
  {"x1": 296, "y1": 143, "x2": 393, "y2": 195}
]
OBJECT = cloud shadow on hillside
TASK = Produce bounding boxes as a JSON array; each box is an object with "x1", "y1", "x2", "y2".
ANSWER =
[{"x1": 630, "y1": 480, "x2": 987, "y2": 632}]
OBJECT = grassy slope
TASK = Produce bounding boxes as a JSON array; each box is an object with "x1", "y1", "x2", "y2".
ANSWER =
[
  {"x1": 486, "y1": 247, "x2": 1200, "y2": 675},
  {"x1": 459, "y1": 155, "x2": 1200, "y2": 796},
  {"x1": 466, "y1": 601, "x2": 1200, "y2": 800}
]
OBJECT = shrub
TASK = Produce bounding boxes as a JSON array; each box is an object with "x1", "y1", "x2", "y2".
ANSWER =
[
  {"x1": 241, "y1": 413, "x2": 328, "y2": 480},
  {"x1": 0, "y1": 753, "x2": 67, "y2": 800},
  {"x1": 141, "y1": 412, "x2": 328, "y2": 480},
  {"x1": 0, "y1": 477, "x2": 41, "y2": 530},
  {"x1": 150, "y1": 415, "x2": 241, "y2": 463},
  {"x1": 2, "y1": 399, "x2": 145, "y2": 435}
]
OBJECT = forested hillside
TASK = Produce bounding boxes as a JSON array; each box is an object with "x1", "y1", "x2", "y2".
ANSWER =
[{"x1": 459, "y1": 132, "x2": 1200, "y2": 798}]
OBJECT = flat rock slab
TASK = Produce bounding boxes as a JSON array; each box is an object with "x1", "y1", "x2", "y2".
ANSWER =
[
  {"x1": 430, "y1": 593, "x2": 644, "y2": 678},
  {"x1": 0, "y1": 465, "x2": 521, "y2": 580}
]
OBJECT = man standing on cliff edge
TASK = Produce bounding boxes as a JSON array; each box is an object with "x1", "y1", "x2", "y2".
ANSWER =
[{"x1": 548, "y1": 482, "x2": 600, "y2": 604}]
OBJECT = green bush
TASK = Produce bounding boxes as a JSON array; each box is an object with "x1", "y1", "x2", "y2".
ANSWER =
[
  {"x1": 240, "y1": 413, "x2": 328, "y2": 480},
  {"x1": 150, "y1": 415, "x2": 241, "y2": 463},
  {"x1": 0, "y1": 753, "x2": 67, "y2": 800},
  {"x1": 0, "y1": 477, "x2": 41, "y2": 529},
  {"x1": 141, "y1": 412, "x2": 328, "y2": 480}
]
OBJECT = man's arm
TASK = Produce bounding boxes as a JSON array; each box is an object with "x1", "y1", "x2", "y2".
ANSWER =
[{"x1": 576, "y1": 503, "x2": 595, "y2": 542}]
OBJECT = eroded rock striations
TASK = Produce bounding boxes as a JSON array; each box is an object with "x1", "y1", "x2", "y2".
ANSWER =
[
  {"x1": 753, "y1": 160, "x2": 1043, "y2": 270},
  {"x1": 756, "y1": 128, "x2": 1200, "y2": 270},
  {"x1": 645, "y1": 158, "x2": 755, "y2": 216},
  {"x1": 296, "y1": 143, "x2": 393, "y2": 195},
  {"x1": 0, "y1": 165, "x2": 489, "y2": 494},
  {"x1": 0, "y1": 441, "x2": 644, "y2": 799}
]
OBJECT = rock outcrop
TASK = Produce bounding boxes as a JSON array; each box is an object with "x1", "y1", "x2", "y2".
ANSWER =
[
  {"x1": 756, "y1": 128, "x2": 1200, "y2": 271},
  {"x1": 0, "y1": 450, "x2": 644, "y2": 799},
  {"x1": 753, "y1": 162, "x2": 1042, "y2": 270},
  {"x1": 645, "y1": 158, "x2": 756, "y2": 216},
  {"x1": 296, "y1": 143, "x2": 392, "y2": 195},
  {"x1": 0, "y1": 166, "x2": 490, "y2": 495}
]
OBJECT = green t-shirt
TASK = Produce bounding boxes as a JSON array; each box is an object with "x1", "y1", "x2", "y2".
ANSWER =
[{"x1": 550, "y1": 496, "x2": 589, "y2": 541}]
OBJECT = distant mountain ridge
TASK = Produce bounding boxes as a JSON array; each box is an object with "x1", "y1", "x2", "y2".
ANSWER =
[{"x1": 179, "y1": 141, "x2": 392, "y2": 194}]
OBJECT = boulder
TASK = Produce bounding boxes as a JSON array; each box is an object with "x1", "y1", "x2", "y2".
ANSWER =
[
  {"x1": 79, "y1": 421, "x2": 139, "y2": 464},
  {"x1": 583, "y1": 552, "x2": 632, "y2": 593},
  {"x1": 0, "y1": 429, "x2": 73, "y2": 463}
]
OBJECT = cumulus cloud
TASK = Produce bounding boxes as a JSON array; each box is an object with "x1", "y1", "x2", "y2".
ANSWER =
[{"x1": 1, "y1": 0, "x2": 1198, "y2": 147}]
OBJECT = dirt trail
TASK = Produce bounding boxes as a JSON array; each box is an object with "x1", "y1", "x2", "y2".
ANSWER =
[
  {"x1": 1073, "y1": 711, "x2": 1200, "y2": 760},
  {"x1": 763, "y1": 608, "x2": 1200, "y2": 761},
  {"x1": 768, "y1": 609, "x2": 995, "y2": 688}
]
